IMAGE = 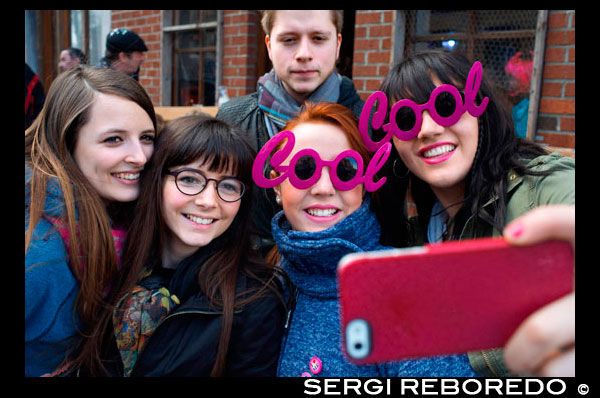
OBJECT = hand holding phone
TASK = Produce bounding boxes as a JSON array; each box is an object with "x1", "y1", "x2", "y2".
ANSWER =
[{"x1": 338, "y1": 238, "x2": 574, "y2": 364}]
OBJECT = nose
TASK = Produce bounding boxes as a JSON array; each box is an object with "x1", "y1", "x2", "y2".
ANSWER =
[
  {"x1": 124, "y1": 140, "x2": 149, "y2": 166},
  {"x1": 194, "y1": 180, "x2": 219, "y2": 208},
  {"x1": 295, "y1": 36, "x2": 313, "y2": 62},
  {"x1": 417, "y1": 111, "x2": 445, "y2": 140},
  {"x1": 310, "y1": 168, "x2": 336, "y2": 196}
]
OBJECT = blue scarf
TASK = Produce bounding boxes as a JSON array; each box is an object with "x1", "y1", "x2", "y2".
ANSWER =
[
  {"x1": 257, "y1": 69, "x2": 341, "y2": 137},
  {"x1": 271, "y1": 197, "x2": 385, "y2": 297}
]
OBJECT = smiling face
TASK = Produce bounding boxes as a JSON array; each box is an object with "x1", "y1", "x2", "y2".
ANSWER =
[
  {"x1": 72, "y1": 92, "x2": 155, "y2": 203},
  {"x1": 265, "y1": 10, "x2": 341, "y2": 104},
  {"x1": 162, "y1": 160, "x2": 242, "y2": 261},
  {"x1": 391, "y1": 76, "x2": 479, "y2": 205},
  {"x1": 273, "y1": 122, "x2": 363, "y2": 233}
]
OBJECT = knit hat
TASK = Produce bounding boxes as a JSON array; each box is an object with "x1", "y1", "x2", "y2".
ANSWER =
[{"x1": 106, "y1": 28, "x2": 148, "y2": 53}]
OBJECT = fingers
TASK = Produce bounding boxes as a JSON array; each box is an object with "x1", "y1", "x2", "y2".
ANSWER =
[
  {"x1": 503, "y1": 292, "x2": 575, "y2": 376},
  {"x1": 503, "y1": 205, "x2": 575, "y2": 249},
  {"x1": 538, "y1": 347, "x2": 575, "y2": 377}
]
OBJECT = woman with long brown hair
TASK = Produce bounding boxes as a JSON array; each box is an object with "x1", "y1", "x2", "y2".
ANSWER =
[
  {"x1": 111, "y1": 115, "x2": 286, "y2": 376},
  {"x1": 25, "y1": 66, "x2": 157, "y2": 376}
]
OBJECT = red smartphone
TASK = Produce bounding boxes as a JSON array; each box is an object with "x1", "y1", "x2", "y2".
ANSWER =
[{"x1": 337, "y1": 237, "x2": 574, "y2": 364}]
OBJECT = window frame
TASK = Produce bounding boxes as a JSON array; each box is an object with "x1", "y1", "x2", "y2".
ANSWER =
[{"x1": 161, "y1": 10, "x2": 222, "y2": 106}]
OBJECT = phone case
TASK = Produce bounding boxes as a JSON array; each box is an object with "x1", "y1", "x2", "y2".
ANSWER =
[{"x1": 338, "y1": 237, "x2": 574, "y2": 364}]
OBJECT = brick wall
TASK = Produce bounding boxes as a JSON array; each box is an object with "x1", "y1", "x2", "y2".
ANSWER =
[
  {"x1": 352, "y1": 10, "x2": 395, "y2": 100},
  {"x1": 111, "y1": 10, "x2": 162, "y2": 105},
  {"x1": 537, "y1": 10, "x2": 575, "y2": 148},
  {"x1": 222, "y1": 10, "x2": 260, "y2": 98}
]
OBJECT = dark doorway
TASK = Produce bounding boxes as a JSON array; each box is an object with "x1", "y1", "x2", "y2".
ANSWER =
[{"x1": 337, "y1": 10, "x2": 355, "y2": 78}]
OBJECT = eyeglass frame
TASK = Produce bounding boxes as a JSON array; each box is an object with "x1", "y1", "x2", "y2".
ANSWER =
[
  {"x1": 252, "y1": 129, "x2": 391, "y2": 192},
  {"x1": 165, "y1": 168, "x2": 246, "y2": 202},
  {"x1": 359, "y1": 60, "x2": 489, "y2": 151}
]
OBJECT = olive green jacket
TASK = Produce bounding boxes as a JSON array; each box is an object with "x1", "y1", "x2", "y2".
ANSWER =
[{"x1": 407, "y1": 153, "x2": 575, "y2": 376}]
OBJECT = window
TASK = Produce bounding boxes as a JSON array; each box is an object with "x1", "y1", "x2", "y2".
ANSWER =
[
  {"x1": 67, "y1": 10, "x2": 111, "y2": 66},
  {"x1": 164, "y1": 10, "x2": 220, "y2": 106},
  {"x1": 400, "y1": 10, "x2": 543, "y2": 138}
]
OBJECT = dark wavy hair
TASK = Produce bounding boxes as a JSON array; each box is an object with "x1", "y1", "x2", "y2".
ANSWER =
[
  {"x1": 108, "y1": 115, "x2": 285, "y2": 376},
  {"x1": 374, "y1": 49, "x2": 549, "y2": 246}
]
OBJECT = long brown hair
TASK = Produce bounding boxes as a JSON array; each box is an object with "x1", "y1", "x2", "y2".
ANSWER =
[
  {"x1": 111, "y1": 115, "x2": 284, "y2": 376},
  {"x1": 25, "y1": 65, "x2": 156, "y2": 375}
]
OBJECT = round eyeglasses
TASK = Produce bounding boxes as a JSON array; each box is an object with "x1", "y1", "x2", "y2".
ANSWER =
[{"x1": 166, "y1": 169, "x2": 246, "y2": 202}]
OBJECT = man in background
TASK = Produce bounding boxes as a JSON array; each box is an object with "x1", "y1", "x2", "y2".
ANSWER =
[
  {"x1": 217, "y1": 10, "x2": 364, "y2": 256},
  {"x1": 98, "y1": 28, "x2": 147, "y2": 81},
  {"x1": 58, "y1": 47, "x2": 87, "y2": 72}
]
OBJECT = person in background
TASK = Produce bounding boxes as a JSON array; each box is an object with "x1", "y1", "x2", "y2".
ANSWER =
[
  {"x1": 373, "y1": 49, "x2": 574, "y2": 376},
  {"x1": 58, "y1": 47, "x2": 87, "y2": 72},
  {"x1": 505, "y1": 50, "x2": 534, "y2": 138},
  {"x1": 110, "y1": 115, "x2": 287, "y2": 376},
  {"x1": 25, "y1": 66, "x2": 157, "y2": 376},
  {"x1": 217, "y1": 10, "x2": 364, "y2": 257},
  {"x1": 98, "y1": 28, "x2": 148, "y2": 81},
  {"x1": 25, "y1": 63, "x2": 45, "y2": 130}
]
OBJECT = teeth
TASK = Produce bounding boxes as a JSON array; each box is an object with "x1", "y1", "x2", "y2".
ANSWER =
[
  {"x1": 423, "y1": 145, "x2": 456, "y2": 158},
  {"x1": 185, "y1": 214, "x2": 215, "y2": 225},
  {"x1": 306, "y1": 208, "x2": 338, "y2": 217},
  {"x1": 113, "y1": 172, "x2": 140, "y2": 180}
]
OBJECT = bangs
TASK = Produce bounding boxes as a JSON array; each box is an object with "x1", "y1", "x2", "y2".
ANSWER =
[
  {"x1": 162, "y1": 116, "x2": 253, "y2": 182},
  {"x1": 382, "y1": 52, "x2": 468, "y2": 105}
]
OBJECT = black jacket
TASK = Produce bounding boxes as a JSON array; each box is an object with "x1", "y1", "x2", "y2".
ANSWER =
[
  {"x1": 216, "y1": 75, "x2": 365, "y2": 256},
  {"x1": 130, "y1": 267, "x2": 286, "y2": 376}
]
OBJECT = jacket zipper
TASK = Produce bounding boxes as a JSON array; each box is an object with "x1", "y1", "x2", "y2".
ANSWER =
[
  {"x1": 481, "y1": 350, "x2": 500, "y2": 377},
  {"x1": 277, "y1": 288, "x2": 299, "y2": 372}
]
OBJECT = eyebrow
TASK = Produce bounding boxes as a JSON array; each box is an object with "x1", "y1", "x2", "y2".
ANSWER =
[
  {"x1": 275, "y1": 29, "x2": 332, "y2": 38},
  {"x1": 99, "y1": 128, "x2": 155, "y2": 135}
]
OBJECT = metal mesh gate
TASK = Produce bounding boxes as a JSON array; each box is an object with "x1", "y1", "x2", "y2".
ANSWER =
[{"x1": 404, "y1": 10, "x2": 540, "y2": 136}]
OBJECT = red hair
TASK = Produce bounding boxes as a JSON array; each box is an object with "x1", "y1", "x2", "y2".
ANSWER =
[{"x1": 282, "y1": 101, "x2": 372, "y2": 165}]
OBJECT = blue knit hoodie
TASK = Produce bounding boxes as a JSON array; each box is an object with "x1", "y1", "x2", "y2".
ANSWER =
[{"x1": 273, "y1": 197, "x2": 478, "y2": 377}]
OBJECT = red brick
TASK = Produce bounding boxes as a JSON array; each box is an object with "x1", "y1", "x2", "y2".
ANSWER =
[
  {"x1": 541, "y1": 82, "x2": 562, "y2": 97},
  {"x1": 536, "y1": 132, "x2": 575, "y2": 148},
  {"x1": 546, "y1": 30, "x2": 575, "y2": 46},
  {"x1": 560, "y1": 117, "x2": 575, "y2": 132},
  {"x1": 543, "y1": 64, "x2": 575, "y2": 80},
  {"x1": 353, "y1": 64, "x2": 378, "y2": 77},
  {"x1": 356, "y1": 12, "x2": 382, "y2": 25},
  {"x1": 568, "y1": 47, "x2": 575, "y2": 62},
  {"x1": 544, "y1": 47, "x2": 565, "y2": 63},
  {"x1": 564, "y1": 82, "x2": 575, "y2": 97},
  {"x1": 548, "y1": 12, "x2": 569, "y2": 28},
  {"x1": 369, "y1": 25, "x2": 393, "y2": 37},
  {"x1": 367, "y1": 51, "x2": 392, "y2": 64},
  {"x1": 355, "y1": 38, "x2": 380, "y2": 51},
  {"x1": 539, "y1": 98, "x2": 575, "y2": 114}
]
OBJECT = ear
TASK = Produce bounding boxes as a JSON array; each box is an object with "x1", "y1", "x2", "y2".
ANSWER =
[
  {"x1": 335, "y1": 33, "x2": 342, "y2": 61},
  {"x1": 270, "y1": 169, "x2": 282, "y2": 198},
  {"x1": 265, "y1": 34, "x2": 273, "y2": 61}
]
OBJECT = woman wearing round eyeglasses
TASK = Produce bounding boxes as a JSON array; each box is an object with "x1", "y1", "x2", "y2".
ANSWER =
[
  {"x1": 258, "y1": 102, "x2": 477, "y2": 377},
  {"x1": 372, "y1": 49, "x2": 574, "y2": 376},
  {"x1": 108, "y1": 115, "x2": 287, "y2": 376}
]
